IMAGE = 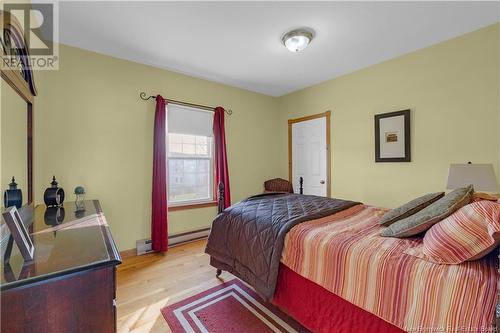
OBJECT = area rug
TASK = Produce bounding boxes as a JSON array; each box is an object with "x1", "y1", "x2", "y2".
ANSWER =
[{"x1": 161, "y1": 279, "x2": 309, "y2": 333}]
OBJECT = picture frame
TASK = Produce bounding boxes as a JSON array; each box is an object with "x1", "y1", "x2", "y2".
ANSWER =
[
  {"x1": 2, "y1": 206, "x2": 34, "y2": 261},
  {"x1": 374, "y1": 109, "x2": 411, "y2": 162}
]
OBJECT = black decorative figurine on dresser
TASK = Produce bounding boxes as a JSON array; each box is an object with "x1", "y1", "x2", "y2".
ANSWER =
[
  {"x1": 3, "y1": 177, "x2": 22, "y2": 208},
  {"x1": 43, "y1": 176, "x2": 65, "y2": 207}
]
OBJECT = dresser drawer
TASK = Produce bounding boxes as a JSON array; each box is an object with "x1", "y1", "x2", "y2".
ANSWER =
[{"x1": 1, "y1": 265, "x2": 117, "y2": 333}]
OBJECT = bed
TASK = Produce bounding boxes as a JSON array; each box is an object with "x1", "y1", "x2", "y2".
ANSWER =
[{"x1": 205, "y1": 192, "x2": 499, "y2": 333}]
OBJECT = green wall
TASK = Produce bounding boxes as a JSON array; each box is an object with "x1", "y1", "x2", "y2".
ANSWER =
[
  {"x1": 6, "y1": 23, "x2": 497, "y2": 251},
  {"x1": 33, "y1": 44, "x2": 281, "y2": 250},
  {"x1": 276, "y1": 23, "x2": 500, "y2": 208}
]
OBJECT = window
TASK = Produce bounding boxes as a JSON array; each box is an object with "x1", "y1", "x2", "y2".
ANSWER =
[
  {"x1": 168, "y1": 133, "x2": 213, "y2": 204},
  {"x1": 167, "y1": 104, "x2": 215, "y2": 206}
]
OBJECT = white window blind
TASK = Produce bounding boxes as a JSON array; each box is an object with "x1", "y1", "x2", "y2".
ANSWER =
[
  {"x1": 168, "y1": 104, "x2": 214, "y2": 138},
  {"x1": 167, "y1": 104, "x2": 214, "y2": 206}
]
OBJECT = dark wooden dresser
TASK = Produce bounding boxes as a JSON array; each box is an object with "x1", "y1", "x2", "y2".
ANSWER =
[{"x1": 1, "y1": 200, "x2": 121, "y2": 332}]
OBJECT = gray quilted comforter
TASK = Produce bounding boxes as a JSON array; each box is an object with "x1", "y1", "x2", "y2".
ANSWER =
[{"x1": 205, "y1": 193, "x2": 360, "y2": 300}]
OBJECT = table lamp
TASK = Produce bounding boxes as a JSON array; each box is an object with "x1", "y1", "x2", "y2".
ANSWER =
[{"x1": 447, "y1": 162, "x2": 498, "y2": 198}]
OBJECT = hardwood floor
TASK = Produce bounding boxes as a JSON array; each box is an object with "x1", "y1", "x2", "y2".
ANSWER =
[{"x1": 116, "y1": 239, "x2": 232, "y2": 333}]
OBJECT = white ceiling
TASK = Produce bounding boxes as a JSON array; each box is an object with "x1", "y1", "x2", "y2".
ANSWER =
[{"x1": 54, "y1": 1, "x2": 500, "y2": 96}]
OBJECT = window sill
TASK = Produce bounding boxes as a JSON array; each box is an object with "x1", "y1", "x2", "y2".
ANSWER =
[{"x1": 168, "y1": 201, "x2": 217, "y2": 212}]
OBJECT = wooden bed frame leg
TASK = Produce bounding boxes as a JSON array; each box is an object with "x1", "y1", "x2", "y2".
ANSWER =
[
  {"x1": 215, "y1": 183, "x2": 225, "y2": 280},
  {"x1": 217, "y1": 182, "x2": 225, "y2": 214}
]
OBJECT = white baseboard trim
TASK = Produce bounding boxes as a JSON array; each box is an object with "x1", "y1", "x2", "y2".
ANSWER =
[
  {"x1": 169, "y1": 227, "x2": 210, "y2": 247},
  {"x1": 135, "y1": 227, "x2": 211, "y2": 255}
]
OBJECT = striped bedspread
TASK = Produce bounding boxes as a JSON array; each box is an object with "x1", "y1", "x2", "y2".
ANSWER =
[{"x1": 281, "y1": 204, "x2": 498, "y2": 332}]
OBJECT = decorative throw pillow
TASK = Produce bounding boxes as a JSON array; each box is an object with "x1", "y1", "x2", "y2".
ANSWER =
[
  {"x1": 381, "y1": 185, "x2": 474, "y2": 238},
  {"x1": 379, "y1": 192, "x2": 445, "y2": 227},
  {"x1": 472, "y1": 192, "x2": 500, "y2": 202},
  {"x1": 404, "y1": 200, "x2": 500, "y2": 264}
]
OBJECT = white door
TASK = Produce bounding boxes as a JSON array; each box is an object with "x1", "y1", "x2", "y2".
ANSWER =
[{"x1": 291, "y1": 117, "x2": 328, "y2": 196}]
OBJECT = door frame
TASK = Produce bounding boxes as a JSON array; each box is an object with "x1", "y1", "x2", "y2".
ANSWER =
[{"x1": 288, "y1": 110, "x2": 331, "y2": 197}]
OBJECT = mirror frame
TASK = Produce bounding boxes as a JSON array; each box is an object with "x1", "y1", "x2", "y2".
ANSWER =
[{"x1": 1, "y1": 10, "x2": 38, "y2": 204}]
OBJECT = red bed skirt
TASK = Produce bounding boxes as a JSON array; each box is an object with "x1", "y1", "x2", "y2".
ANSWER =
[{"x1": 273, "y1": 264, "x2": 406, "y2": 333}]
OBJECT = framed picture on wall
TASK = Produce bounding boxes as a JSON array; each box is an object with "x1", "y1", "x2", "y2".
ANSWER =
[{"x1": 374, "y1": 109, "x2": 411, "y2": 162}]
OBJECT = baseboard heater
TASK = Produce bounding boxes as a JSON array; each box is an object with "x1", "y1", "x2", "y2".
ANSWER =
[{"x1": 136, "y1": 227, "x2": 211, "y2": 255}]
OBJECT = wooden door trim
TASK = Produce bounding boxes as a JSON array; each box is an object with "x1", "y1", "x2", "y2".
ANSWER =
[{"x1": 288, "y1": 111, "x2": 331, "y2": 197}]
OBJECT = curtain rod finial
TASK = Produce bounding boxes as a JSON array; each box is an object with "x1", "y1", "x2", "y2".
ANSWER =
[{"x1": 140, "y1": 92, "x2": 149, "y2": 100}]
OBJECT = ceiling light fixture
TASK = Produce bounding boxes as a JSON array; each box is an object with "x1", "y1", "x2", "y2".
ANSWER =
[{"x1": 282, "y1": 28, "x2": 314, "y2": 53}]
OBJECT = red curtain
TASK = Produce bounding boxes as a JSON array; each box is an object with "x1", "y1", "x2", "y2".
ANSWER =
[
  {"x1": 151, "y1": 95, "x2": 168, "y2": 252},
  {"x1": 213, "y1": 107, "x2": 231, "y2": 209}
]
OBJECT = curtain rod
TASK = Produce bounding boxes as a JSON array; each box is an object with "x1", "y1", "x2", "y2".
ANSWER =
[{"x1": 139, "y1": 92, "x2": 233, "y2": 115}]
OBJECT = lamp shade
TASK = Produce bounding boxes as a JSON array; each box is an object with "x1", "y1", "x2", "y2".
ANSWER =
[{"x1": 446, "y1": 163, "x2": 498, "y2": 191}]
